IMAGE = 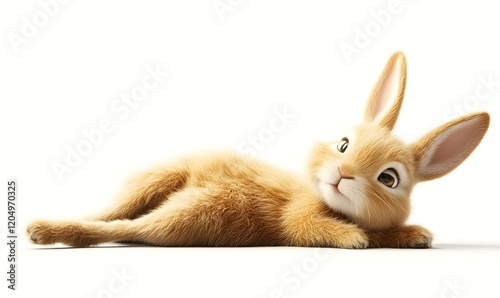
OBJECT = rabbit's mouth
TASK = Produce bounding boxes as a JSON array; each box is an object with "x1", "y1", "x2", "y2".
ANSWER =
[
  {"x1": 331, "y1": 183, "x2": 342, "y2": 194},
  {"x1": 317, "y1": 177, "x2": 349, "y2": 199},
  {"x1": 315, "y1": 178, "x2": 360, "y2": 220},
  {"x1": 329, "y1": 182, "x2": 350, "y2": 199},
  {"x1": 330, "y1": 175, "x2": 354, "y2": 195},
  {"x1": 313, "y1": 162, "x2": 364, "y2": 219}
]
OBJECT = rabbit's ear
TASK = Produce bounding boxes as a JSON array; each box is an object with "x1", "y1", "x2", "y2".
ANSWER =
[
  {"x1": 411, "y1": 112, "x2": 490, "y2": 181},
  {"x1": 364, "y1": 52, "x2": 407, "y2": 130}
]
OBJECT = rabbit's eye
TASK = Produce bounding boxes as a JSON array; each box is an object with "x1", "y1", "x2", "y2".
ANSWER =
[
  {"x1": 337, "y1": 137, "x2": 349, "y2": 153},
  {"x1": 378, "y1": 168, "x2": 399, "y2": 188}
]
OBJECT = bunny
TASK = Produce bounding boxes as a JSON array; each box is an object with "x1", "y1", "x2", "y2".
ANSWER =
[{"x1": 27, "y1": 52, "x2": 490, "y2": 248}]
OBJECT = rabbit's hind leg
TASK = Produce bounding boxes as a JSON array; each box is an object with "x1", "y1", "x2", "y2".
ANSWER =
[
  {"x1": 91, "y1": 164, "x2": 189, "y2": 222},
  {"x1": 26, "y1": 218, "x2": 136, "y2": 247},
  {"x1": 26, "y1": 187, "x2": 209, "y2": 247}
]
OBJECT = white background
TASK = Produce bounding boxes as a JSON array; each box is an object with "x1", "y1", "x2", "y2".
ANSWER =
[{"x1": 1, "y1": 1, "x2": 499, "y2": 297}]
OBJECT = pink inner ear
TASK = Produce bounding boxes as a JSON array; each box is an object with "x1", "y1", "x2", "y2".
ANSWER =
[
  {"x1": 427, "y1": 118, "x2": 481, "y2": 168},
  {"x1": 365, "y1": 53, "x2": 406, "y2": 130},
  {"x1": 372, "y1": 65, "x2": 399, "y2": 123}
]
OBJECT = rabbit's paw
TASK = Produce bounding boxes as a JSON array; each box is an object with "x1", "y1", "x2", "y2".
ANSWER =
[
  {"x1": 26, "y1": 220, "x2": 58, "y2": 245},
  {"x1": 368, "y1": 225, "x2": 433, "y2": 248},
  {"x1": 402, "y1": 225, "x2": 433, "y2": 248},
  {"x1": 335, "y1": 227, "x2": 369, "y2": 249}
]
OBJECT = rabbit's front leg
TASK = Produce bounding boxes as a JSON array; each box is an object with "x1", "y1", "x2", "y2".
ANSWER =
[
  {"x1": 367, "y1": 225, "x2": 433, "y2": 248},
  {"x1": 282, "y1": 197, "x2": 369, "y2": 249}
]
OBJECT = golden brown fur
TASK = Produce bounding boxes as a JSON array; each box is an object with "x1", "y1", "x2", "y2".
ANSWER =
[{"x1": 27, "y1": 52, "x2": 490, "y2": 248}]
